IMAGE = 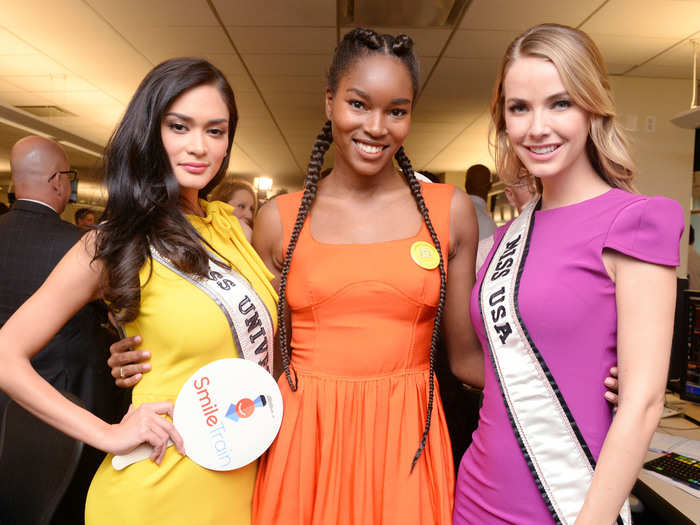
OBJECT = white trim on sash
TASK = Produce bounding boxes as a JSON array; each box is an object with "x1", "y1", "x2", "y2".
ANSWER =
[
  {"x1": 150, "y1": 248, "x2": 274, "y2": 374},
  {"x1": 479, "y1": 199, "x2": 631, "y2": 525}
]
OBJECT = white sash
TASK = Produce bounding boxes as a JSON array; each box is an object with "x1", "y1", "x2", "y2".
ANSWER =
[
  {"x1": 150, "y1": 248, "x2": 274, "y2": 374},
  {"x1": 479, "y1": 199, "x2": 631, "y2": 525}
]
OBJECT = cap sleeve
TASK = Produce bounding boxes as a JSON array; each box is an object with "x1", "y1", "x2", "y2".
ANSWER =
[{"x1": 603, "y1": 196, "x2": 684, "y2": 266}]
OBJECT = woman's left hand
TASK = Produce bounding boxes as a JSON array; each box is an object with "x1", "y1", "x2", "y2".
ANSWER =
[
  {"x1": 108, "y1": 335, "x2": 151, "y2": 388},
  {"x1": 604, "y1": 366, "x2": 619, "y2": 406}
]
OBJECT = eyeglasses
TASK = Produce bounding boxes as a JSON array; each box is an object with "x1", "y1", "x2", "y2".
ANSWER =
[{"x1": 48, "y1": 169, "x2": 78, "y2": 183}]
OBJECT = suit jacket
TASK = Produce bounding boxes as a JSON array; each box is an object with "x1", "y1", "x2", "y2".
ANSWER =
[
  {"x1": 0, "y1": 200, "x2": 131, "y2": 524},
  {"x1": 0, "y1": 200, "x2": 125, "y2": 420}
]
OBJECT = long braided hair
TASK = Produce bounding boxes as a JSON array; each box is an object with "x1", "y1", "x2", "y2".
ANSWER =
[{"x1": 277, "y1": 28, "x2": 447, "y2": 471}]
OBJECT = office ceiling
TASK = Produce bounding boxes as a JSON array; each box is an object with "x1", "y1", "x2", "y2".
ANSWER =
[{"x1": 0, "y1": 0, "x2": 698, "y2": 190}]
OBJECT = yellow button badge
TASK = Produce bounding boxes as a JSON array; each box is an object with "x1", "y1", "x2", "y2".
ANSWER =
[{"x1": 410, "y1": 241, "x2": 440, "y2": 270}]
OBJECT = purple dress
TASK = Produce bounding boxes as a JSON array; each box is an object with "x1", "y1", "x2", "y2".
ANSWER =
[{"x1": 454, "y1": 189, "x2": 683, "y2": 524}]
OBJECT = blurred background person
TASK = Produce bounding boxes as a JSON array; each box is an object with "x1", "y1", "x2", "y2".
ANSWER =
[
  {"x1": 476, "y1": 175, "x2": 540, "y2": 272},
  {"x1": 210, "y1": 178, "x2": 257, "y2": 240},
  {"x1": 504, "y1": 175, "x2": 540, "y2": 211},
  {"x1": 465, "y1": 164, "x2": 496, "y2": 240},
  {"x1": 688, "y1": 225, "x2": 700, "y2": 289},
  {"x1": 74, "y1": 207, "x2": 96, "y2": 231},
  {"x1": 0, "y1": 135, "x2": 126, "y2": 525}
]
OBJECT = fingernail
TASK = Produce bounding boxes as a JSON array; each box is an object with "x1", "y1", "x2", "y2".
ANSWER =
[
  {"x1": 143, "y1": 363, "x2": 151, "y2": 371},
  {"x1": 604, "y1": 378, "x2": 614, "y2": 385},
  {"x1": 135, "y1": 336, "x2": 142, "y2": 342},
  {"x1": 142, "y1": 351, "x2": 150, "y2": 358}
]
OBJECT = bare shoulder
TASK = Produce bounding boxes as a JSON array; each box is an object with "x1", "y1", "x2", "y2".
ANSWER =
[
  {"x1": 253, "y1": 199, "x2": 284, "y2": 276},
  {"x1": 448, "y1": 187, "x2": 478, "y2": 257},
  {"x1": 254, "y1": 199, "x2": 282, "y2": 243},
  {"x1": 76, "y1": 230, "x2": 105, "y2": 275},
  {"x1": 449, "y1": 186, "x2": 475, "y2": 220}
]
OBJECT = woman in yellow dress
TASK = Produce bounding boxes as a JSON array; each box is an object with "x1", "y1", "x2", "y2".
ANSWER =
[{"x1": 0, "y1": 58, "x2": 277, "y2": 524}]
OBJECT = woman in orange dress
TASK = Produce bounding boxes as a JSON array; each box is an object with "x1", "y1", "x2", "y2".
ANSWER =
[{"x1": 251, "y1": 28, "x2": 482, "y2": 525}]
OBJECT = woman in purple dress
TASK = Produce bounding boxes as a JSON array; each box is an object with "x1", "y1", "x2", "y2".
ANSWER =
[{"x1": 452, "y1": 24, "x2": 683, "y2": 525}]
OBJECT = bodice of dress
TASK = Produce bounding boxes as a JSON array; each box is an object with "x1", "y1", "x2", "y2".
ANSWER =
[
  {"x1": 279, "y1": 182, "x2": 452, "y2": 377},
  {"x1": 124, "y1": 199, "x2": 278, "y2": 405}
]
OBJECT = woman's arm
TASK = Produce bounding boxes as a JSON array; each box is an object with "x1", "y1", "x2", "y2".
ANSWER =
[
  {"x1": 574, "y1": 251, "x2": 675, "y2": 525},
  {"x1": 0, "y1": 234, "x2": 183, "y2": 462},
  {"x1": 442, "y1": 188, "x2": 485, "y2": 388},
  {"x1": 253, "y1": 199, "x2": 286, "y2": 379}
]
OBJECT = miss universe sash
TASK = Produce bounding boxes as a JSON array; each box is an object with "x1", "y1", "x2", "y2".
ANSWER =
[
  {"x1": 150, "y1": 248, "x2": 274, "y2": 373},
  {"x1": 479, "y1": 199, "x2": 631, "y2": 525}
]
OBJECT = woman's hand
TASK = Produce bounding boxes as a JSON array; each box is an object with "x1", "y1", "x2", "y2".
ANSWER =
[
  {"x1": 104, "y1": 402, "x2": 185, "y2": 464},
  {"x1": 604, "y1": 366, "x2": 619, "y2": 406},
  {"x1": 108, "y1": 335, "x2": 151, "y2": 388}
]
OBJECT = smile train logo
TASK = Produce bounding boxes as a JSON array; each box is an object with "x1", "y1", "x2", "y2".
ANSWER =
[{"x1": 225, "y1": 395, "x2": 271, "y2": 422}]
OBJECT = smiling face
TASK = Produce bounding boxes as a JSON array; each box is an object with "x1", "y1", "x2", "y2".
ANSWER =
[
  {"x1": 160, "y1": 84, "x2": 230, "y2": 197},
  {"x1": 503, "y1": 56, "x2": 592, "y2": 183},
  {"x1": 325, "y1": 53, "x2": 413, "y2": 178},
  {"x1": 228, "y1": 188, "x2": 256, "y2": 227}
]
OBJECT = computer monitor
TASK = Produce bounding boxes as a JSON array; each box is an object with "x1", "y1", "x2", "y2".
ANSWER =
[
  {"x1": 668, "y1": 279, "x2": 687, "y2": 393},
  {"x1": 680, "y1": 289, "x2": 700, "y2": 403}
]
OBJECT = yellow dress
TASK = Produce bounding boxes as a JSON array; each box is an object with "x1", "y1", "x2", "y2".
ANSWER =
[{"x1": 85, "y1": 200, "x2": 277, "y2": 525}]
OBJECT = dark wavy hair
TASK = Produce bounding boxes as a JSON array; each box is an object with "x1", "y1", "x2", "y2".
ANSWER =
[
  {"x1": 277, "y1": 28, "x2": 445, "y2": 470},
  {"x1": 96, "y1": 57, "x2": 238, "y2": 322}
]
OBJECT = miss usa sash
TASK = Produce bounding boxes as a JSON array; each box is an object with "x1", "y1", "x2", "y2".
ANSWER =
[
  {"x1": 150, "y1": 248, "x2": 274, "y2": 373},
  {"x1": 479, "y1": 199, "x2": 631, "y2": 525}
]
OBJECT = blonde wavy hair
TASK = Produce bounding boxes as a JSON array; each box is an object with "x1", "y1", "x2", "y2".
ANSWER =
[{"x1": 490, "y1": 23, "x2": 636, "y2": 192}]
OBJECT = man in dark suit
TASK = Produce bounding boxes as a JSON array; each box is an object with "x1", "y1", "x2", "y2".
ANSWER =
[{"x1": 0, "y1": 136, "x2": 127, "y2": 525}]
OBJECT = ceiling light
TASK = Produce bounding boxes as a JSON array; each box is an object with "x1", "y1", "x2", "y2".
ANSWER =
[
  {"x1": 339, "y1": 0, "x2": 468, "y2": 27},
  {"x1": 15, "y1": 105, "x2": 76, "y2": 118},
  {"x1": 671, "y1": 40, "x2": 699, "y2": 129},
  {"x1": 254, "y1": 176, "x2": 273, "y2": 191}
]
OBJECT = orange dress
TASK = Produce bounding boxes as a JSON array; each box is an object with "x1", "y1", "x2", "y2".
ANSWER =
[{"x1": 253, "y1": 182, "x2": 455, "y2": 525}]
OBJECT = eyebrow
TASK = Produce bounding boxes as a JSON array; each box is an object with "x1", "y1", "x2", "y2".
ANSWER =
[
  {"x1": 346, "y1": 88, "x2": 411, "y2": 106},
  {"x1": 506, "y1": 91, "x2": 570, "y2": 105},
  {"x1": 164, "y1": 112, "x2": 228, "y2": 125}
]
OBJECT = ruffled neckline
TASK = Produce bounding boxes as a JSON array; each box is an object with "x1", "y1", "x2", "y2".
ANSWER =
[{"x1": 186, "y1": 199, "x2": 238, "y2": 233}]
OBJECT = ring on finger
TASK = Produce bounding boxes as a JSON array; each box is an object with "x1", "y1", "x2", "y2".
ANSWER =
[{"x1": 120, "y1": 367, "x2": 125, "y2": 379}]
